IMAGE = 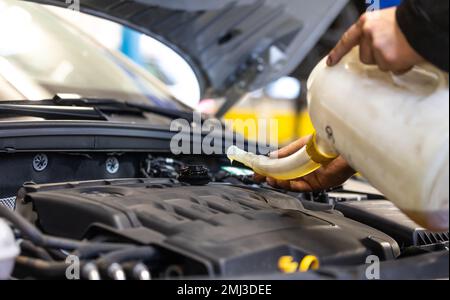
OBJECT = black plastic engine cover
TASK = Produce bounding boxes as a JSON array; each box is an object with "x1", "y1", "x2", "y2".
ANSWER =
[
  {"x1": 335, "y1": 200, "x2": 449, "y2": 248},
  {"x1": 20, "y1": 179, "x2": 401, "y2": 277}
]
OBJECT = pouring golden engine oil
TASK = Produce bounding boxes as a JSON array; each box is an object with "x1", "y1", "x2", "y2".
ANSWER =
[{"x1": 228, "y1": 48, "x2": 449, "y2": 231}]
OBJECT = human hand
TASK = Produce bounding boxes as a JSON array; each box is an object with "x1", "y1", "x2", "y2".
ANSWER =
[
  {"x1": 254, "y1": 136, "x2": 356, "y2": 192},
  {"x1": 327, "y1": 7, "x2": 424, "y2": 74}
]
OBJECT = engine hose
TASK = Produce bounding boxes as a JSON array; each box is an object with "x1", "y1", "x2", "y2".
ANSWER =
[
  {"x1": 44, "y1": 236, "x2": 90, "y2": 251},
  {"x1": 19, "y1": 240, "x2": 54, "y2": 261},
  {"x1": 0, "y1": 205, "x2": 80, "y2": 249},
  {"x1": 0, "y1": 205, "x2": 134, "y2": 251},
  {"x1": 14, "y1": 256, "x2": 73, "y2": 279},
  {"x1": 46, "y1": 248, "x2": 69, "y2": 260},
  {"x1": 72, "y1": 243, "x2": 135, "y2": 260},
  {"x1": 0, "y1": 205, "x2": 45, "y2": 245}
]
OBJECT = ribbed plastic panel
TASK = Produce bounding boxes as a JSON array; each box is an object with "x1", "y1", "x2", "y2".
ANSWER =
[
  {"x1": 336, "y1": 200, "x2": 449, "y2": 247},
  {"x1": 416, "y1": 231, "x2": 449, "y2": 246}
]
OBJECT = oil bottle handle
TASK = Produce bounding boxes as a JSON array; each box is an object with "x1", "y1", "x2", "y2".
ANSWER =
[{"x1": 390, "y1": 63, "x2": 448, "y2": 89}]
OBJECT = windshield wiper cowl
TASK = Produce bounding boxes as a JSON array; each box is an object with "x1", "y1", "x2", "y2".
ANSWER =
[{"x1": 0, "y1": 104, "x2": 106, "y2": 121}]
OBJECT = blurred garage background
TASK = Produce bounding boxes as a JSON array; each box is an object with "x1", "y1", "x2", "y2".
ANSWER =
[{"x1": 46, "y1": 0, "x2": 400, "y2": 146}]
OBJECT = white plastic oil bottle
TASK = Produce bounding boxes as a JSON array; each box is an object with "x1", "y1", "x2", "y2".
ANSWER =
[{"x1": 228, "y1": 48, "x2": 449, "y2": 231}]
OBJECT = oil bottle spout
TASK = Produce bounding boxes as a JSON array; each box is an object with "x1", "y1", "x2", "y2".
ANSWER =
[{"x1": 227, "y1": 133, "x2": 338, "y2": 181}]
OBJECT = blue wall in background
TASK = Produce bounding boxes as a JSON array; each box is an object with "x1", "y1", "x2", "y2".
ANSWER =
[
  {"x1": 120, "y1": 27, "x2": 143, "y2": 66},
  {"x1": 379, "y1": 0, "x2": 402, "y2": 9},
  {"x1": 366, "y1": 0, "x2": 402, "y2": 9}
]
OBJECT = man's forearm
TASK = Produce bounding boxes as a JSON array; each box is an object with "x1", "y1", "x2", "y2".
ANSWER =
[{"x1": 396, "y1": 0, "x2": 449, "y2": 72}]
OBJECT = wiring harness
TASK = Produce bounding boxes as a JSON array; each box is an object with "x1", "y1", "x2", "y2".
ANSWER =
[{"x1": 0, "y1": 205, "x2": 155, "y2": 280}]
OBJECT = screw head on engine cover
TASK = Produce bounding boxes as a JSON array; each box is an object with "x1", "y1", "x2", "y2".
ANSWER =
[
  {"x1": 106, "y1": 156, "x2": 120, "y2": 174},
  {"x1": 32, "y1": 153, "x2": 48, "y2": 172}
]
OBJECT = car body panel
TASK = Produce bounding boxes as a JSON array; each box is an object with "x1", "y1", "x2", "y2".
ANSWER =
[{"x1": 23, "y1": 0, "x2": 348, "y2": 113}]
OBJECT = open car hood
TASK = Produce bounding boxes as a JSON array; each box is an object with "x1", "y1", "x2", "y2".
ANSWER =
[{"x1": 22, "y1": 0, "x2": 347, "y2": 115}]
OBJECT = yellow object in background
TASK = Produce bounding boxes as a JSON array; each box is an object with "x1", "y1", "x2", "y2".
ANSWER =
[
  {"x1": 224, "y1": 109, "x2": 294, "y2": 145},
  {"x1": 225, "y1": 101, "x2": 315, "y2": 147}
]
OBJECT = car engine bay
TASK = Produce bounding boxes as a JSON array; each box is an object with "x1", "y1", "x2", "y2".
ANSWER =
[
  {"x1": 0, "y1": 151, "x2": 448, "y2": 280},
  {"x1": 0, "y1": 0, "x2": 447, "y2": 284}
]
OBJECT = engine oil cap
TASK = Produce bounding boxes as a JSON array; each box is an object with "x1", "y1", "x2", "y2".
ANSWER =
[{"x1": 178, "y1": 165, "x2": 211, "y2": 186}]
